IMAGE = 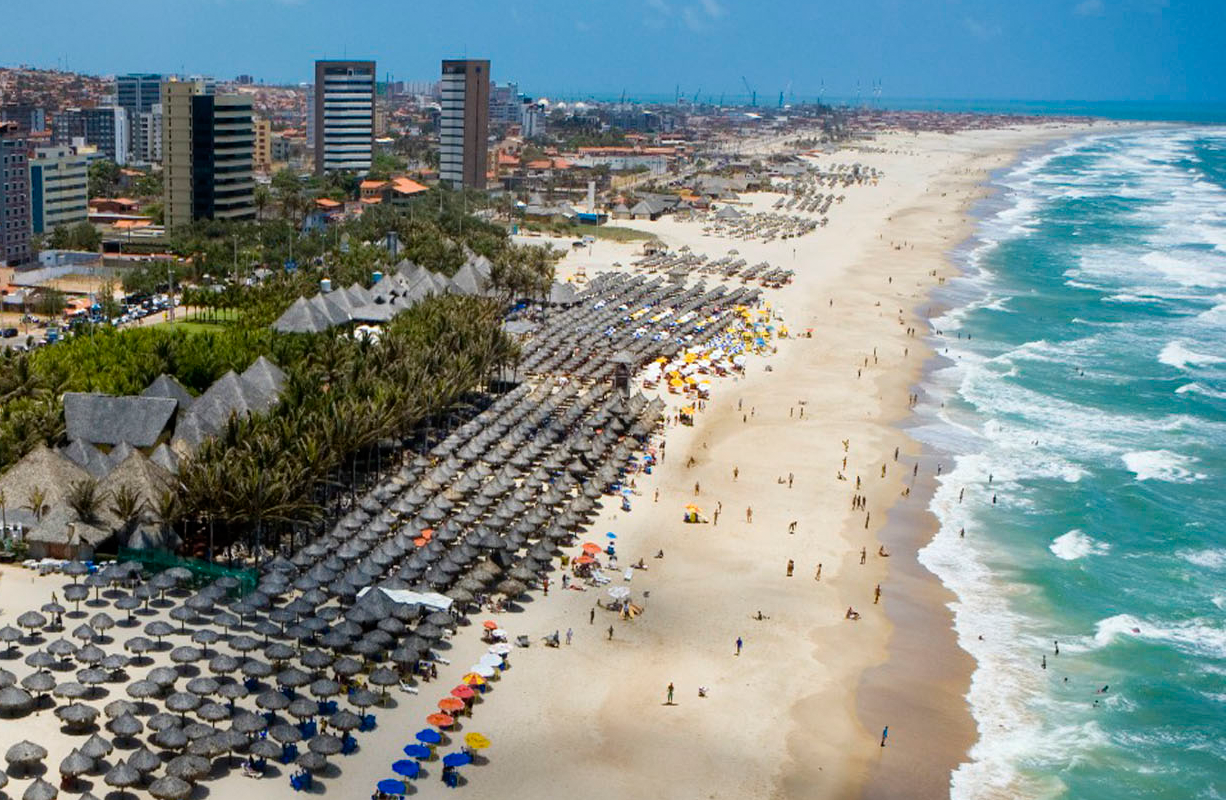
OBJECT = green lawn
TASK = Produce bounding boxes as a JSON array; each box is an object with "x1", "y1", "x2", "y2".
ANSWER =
[{"x1": 525, "y1": 222, "x2": 656, "y2": 243}]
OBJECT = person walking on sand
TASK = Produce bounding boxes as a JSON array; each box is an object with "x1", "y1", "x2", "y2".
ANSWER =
[
  {"x1": 874, "y1": 584, "x2": 882, "y2": 604},
  {"x1": 815, "y1": 563, "x2": 822, "y2": 581},
  {"x1": 608, "y1": 625, "x2": 615, "y2": 641},
  {"x1": 694, "y1": 481, "x2": 701, "y2": 496},
  {"x1": 736, "y1": 636, "x2": 743, "y2": 656},
  {"x1": 881, "y1": 726, "x2": 889, "y2": 747},
  {"x1": 654, "y1": 488, "x2": 659, "y2": 503},
  {"x1": 788, "y1": 520, "x2": 797, "y2": 534},
  {"x1": 733, "y1": 466, "x2": 739, "y2": 481},
  {"x1": 590, "y1": 608, "x2": 595, "y2": 625},
  {"x1": 788, "y1": 472, "x2": 794, "y2": 488},
  {"x1": 713, "y1": 508, "x2": 720, "y2": 526},
  {"x1": 667, "y1": 682, "x2": 674, "y2": 704},
  {"x1": 860, "y1": 547, "x2": 867, "y2": 565},
  {"x1": 746, "y1": 507, "x2": 753, "y2": 523},
  {"x1": 786, "y1": 559, "x2": 794, "y2": 577}
]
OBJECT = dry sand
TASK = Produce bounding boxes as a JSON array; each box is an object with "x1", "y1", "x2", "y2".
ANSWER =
[{"x1": 0, "y1": 122, "x2": 1118, "y2": 800}]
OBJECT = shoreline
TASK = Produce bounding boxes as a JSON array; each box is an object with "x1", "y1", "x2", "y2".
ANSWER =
[{"x1": 854, "y1": 126, "x2": 1121, "y2": 800}]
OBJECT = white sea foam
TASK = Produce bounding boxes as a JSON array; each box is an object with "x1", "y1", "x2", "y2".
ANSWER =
[
  {"x1": 1092, "y1": 614, "x2": 1226, "y2": 659},
  {"x1": 1050, "y1": 530, "x2": 1109, "y2": 560},
  {"x1": 1175, "y1": 383, "x2": 1226, "y2": 400},
  {"x1": 1103, "y1": 293, "x2": 1162, "y2": 304},
  {"x1": 1159, "y1": 341, "x2": 1226, "y2": 370},
  {"x1": 1121, "y1": 450, "x2": 1205, "y2": 482},
  {"x1": 1178, "y1": 548, "x2": 1226, "y2": 570},
  {"x1": 1140, "y1": 251, "x2": 1226, "y2": 289}
]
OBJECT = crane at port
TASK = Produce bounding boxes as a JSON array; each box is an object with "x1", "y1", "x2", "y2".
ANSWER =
[{"x1": 741, "y1": 76, "x2": 756, "y2": 107}]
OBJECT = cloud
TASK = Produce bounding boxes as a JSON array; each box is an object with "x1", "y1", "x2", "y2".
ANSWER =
[
  {"x1": 646, "y1": 0, "x2": 670, "y2": 14},
  {"x1": 699, "y1": 0, "x2": 726, "y2": 17},
  {"x1": 963, "y1": 16, "x2": 1002, "y2": 40},
  {"x1": 1074, "y1": 0, "x2": 1105, "y2": 16}
]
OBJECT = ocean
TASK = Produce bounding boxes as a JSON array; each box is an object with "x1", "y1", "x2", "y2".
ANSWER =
[{"x1": 914, "y1": 127, "x2": 1226, "y2": 799}]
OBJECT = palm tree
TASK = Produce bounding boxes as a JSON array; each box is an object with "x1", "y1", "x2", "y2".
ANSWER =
[
  {"x1": 151, "y1": 490, "x2": 182, "y2": 552},
  {"x1": 66, "y1": 479, "x2": 107, "y2": 526},
  {"x1": 24, "y1": 486, "x2": 48, "y2": 523},
  {"x1": 108, "y1": 483, "x2": 146, "y2": 542}
]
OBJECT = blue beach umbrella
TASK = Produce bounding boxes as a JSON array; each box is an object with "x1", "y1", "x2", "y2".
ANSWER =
[
  {"x1": 606, "y1": 532, "x2": 617, "y2": 539},
  {"x1": 442, "y1": 752, "x2": 473, "y2": 768},
  {"x1": 415, "y1": 728, "x2": 442, "y2": 744},
  {"x1": 403, "y1": 743, "x2": 432, "y2": 759},
  {"x1": 392, "y1": 759, "x2": 421, "y2": 778},
  {"x1": 377, "y1": 778, "x2": 406, "y2": 794}
]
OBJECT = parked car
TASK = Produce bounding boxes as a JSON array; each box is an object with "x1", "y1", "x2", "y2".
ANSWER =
[{"x1": 1, "y1": 328, "x2": 17, "y2": 338}]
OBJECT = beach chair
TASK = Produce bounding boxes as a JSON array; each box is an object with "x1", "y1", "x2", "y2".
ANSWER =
[
  {"x1": 399, "y1": 680, "x2": 418, "y2": 695},
  {"x1": 289, "y1": 775, "x2": 302, "y2": 792},
  {"x1": 341, "y1": 734, "x2": 357, "y2": 755},
  {"x1": 515, "y1": 635, "x2": 530, "y2": 648},
  {"x1": 443, "y1": 770, "x2": 459, "y2": 789}
]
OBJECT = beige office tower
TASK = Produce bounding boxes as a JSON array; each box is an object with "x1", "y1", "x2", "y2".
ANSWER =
[
  {"x1": 162, "y1": 79, "x2": 255, "y2": 230},
  {"x1": 440, "y1": 59, "x2": 490, "y2": 189}
]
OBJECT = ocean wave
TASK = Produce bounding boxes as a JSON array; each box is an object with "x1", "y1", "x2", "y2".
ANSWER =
[
  {"x1": 1176, "y1": 383, "x2": 1226, "y2": 400},
  {"x1": 1092, "y1": 614, "x2": 1226, "y2": 659},
  {"x1": 1158, "y1": 341, "x2": 1226, "y2": 370},
  {"x1": 1178, "y1": 548, "x2": 1226, "y2": 570},
  {"x1": 1050, "y1": 530, "x2": 1110, "y2": 560},
  {"x1": 1139, "y1": 251, "x2": 1226, "y2": 289},
  {"x1": 1121, "y1": 449, "x2": 1205, "y2": 482},
  {"x1": 1103, "y1": 293, "x2": 1163, "y2": 304}
]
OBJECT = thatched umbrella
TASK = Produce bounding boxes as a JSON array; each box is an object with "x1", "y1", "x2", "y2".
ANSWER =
[
  {"x1": 108, "y1": 712, "x2": 144, "y2": 738},
  {"x1": 147, "y1": 666, "x2": 179, "y2": 687},
  {"x1": 55, "y1": 702, "x2": 99, "y2": 728},
  {"x1": 348, "y1": 688, "x2": 379, "y2": 709},
  {"x1": 88, "y1": 612, "x2": 115, "y2": 635},
  {"x1": 186, "y1": 734, "x2": 225, "y2": 759},
  {"x1": 269, "y1": 723, "x2": 303, "y2": 744},
  {"x1": 147, "y1": 711, "x2": 180, "y2": 732},
  {"x1": 104, "y1": 759, "x2": 141, "y2": 795},
  {"x1": 308, "y1": 678, "x2": 340, "y2": 699},
  {"x1": 287, "y1": 697, "x2": 317, "y2": 720},
  {"x1": 331, "y1": 656, "x2": 362, "y2": 678},
  {"x1": 248, "y1": 737, "x2": 281, "y2": 761},
  {"x1": 231, "y1": 711, "x2": 266, "y2": 735},
  {"x1": 53, "y1": 681, "x2": 89, "y2": 700},
  {"x1": 276, "y1": 667, "x2": 310, "y2": 689},
  {"x1": 151, "y1": 727, "x2": 188, "y2": 751},
  {"x1": 166, "y1": 691, "x2": 201, "y2": 718},
  {"x1": 0, "y1": 685, "x2": 35, "y2": 715},
  {"x1": 185, "y1": 677, "x2": 219, "y2": 697},
  {"x1": 79, "y1": 733, "x2": 113, "y2": 760},
  {"x1": 168, "y1": 645, "x2": 203, "y2": 666},
  {"x1": 328, "y1": 709, "x2": 362, "y2": 732},
  {"x1": 123, "y1": 636, "x2": 154, "y2": 656},
  {"x1": 207, "y1": 654, "x2": 238, "y2": 675},
  {"x1": 217, "y1": 681, "x2": 248, "y2": 704},
  {"x1": 240, "y1": 659, "x2": 272, "y2": 679},
  {"x1": 103, "y1": 699, "x2": 138, "y2": 719},
  {"x1": 22, "y1": 777, "x2": 57, "y2": 800},
  {"x1": 58, "y1": 748, "x2": 94, "y2": 779},
  {"x1": 125, "y1": 679, "x2": 160, "y2": 700},
  {"x1": 5, "y1": 739, "x2": 48, "y2": 772},
  {"x1": 196, "y1": 702, "x2": 229, "y2": 725},
  {"x1": 307, "y1": 733, "x2": 342, "y2": 756},
  {"x1": 255, "y1": 689, "x2": 289, "y2": 711},
  {"x1": 128, "y1": 746, "x2": 162, "y2": 774},
  {"x1": 296, "y1": 751, "x2": 328, "y2": 773},
  {"x1": 148, "y1": 775, "x2": 192, "y2": 800}
]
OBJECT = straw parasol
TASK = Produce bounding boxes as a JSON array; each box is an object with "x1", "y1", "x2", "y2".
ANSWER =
[
  {"x1": 147, "y1": 711, "x2": 180, "y2": 731},
  {"x1": 249, "y1": 738, "x2": 282, "y2": 760},
  {"x1": 268, "y1": 724, "x2": 303, "y2": 744},
  {"x1": 55, "y1": 702, "x2": 99, "y2": 727},
  {"x1": 128, "y1": 747, "x2": 162, "y2": 774},
  {"x1": 79, "y1": 733, "x2": 113, "y2": 759},
  {"x1": 307, "y1": 734, "x2": 342, "y2": 756},
  {"x1": 165, "y1": 754, "x2": 211, "y2": 783},
  {"x1": 6, "y1": 739, "x2": 48, "y2": 770},
  {"x1": 0, "y1": 685, "x2": 35, "y2": 714},
  {"x1": 22, "y1": 777, "x2": 57, "y2": 800},
  {"x1": 151, "y1": 727, "x2": 188, "y2": 750},
  {"x1": 148, "y1": 775, "x2": 192, "y2": 800},
  {"x1": 295, "y1": 751, "x2": 328, "y2": 773},
  {"x1": 58, "y1": 749, "x2": 94, "y2": 778}
]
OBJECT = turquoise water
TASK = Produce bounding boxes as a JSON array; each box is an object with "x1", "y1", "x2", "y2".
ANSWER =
[{"x1": 915, "y1": 128, "x2": 1226, "y2": 799}]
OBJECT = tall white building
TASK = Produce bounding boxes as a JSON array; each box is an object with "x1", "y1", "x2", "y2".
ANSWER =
[
  {"x1": 139, "y1": 104, "x2": 163, "y2": 164},
  {"x1": 28, "y1": 145, "x2": 89, "y2": 234},
  {"x1": 313, "y1": 60, "x2": 375, "y2": 175}
]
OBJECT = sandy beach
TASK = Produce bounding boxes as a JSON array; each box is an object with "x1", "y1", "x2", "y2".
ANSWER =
[{"x1": 0, "y1": 122, "x2": 1119, "y2": 800}]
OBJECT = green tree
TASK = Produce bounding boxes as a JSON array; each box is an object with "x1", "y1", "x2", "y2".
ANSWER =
[
  {"x1": 34, "y1": 288, "x2": 67, "y2": 317},
  {"x1": 108, "y1": 483, "x2": 146, "y2": 539},
  {"x1": 66, "y1": 478, "x2": 106, "y2": 525},
  {"x1": 88, "y1": 159, "x2": 121, "y2": 198},
  {"x1": 97, "y1": 279, "x2": 121, "y2": 321},
  {"x1": 254, "y1": 185, "x2": 272, "y2": 221}
]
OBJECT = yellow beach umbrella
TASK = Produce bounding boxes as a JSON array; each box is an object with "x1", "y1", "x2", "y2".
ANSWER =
[
  {"x1": 462, "y1": 673, "x2": 487, "y2": 686},
  {"x1": 464, "y1": 733, "x2": 491, "y2": 750}
]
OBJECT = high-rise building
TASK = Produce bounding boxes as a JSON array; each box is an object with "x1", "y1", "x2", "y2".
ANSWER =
[
  {"x1": 440, "y1": 59, "x2": 490, "y2": 189},
  {"x1": 162, "y1": 80, "x2": 255, "y2": 230},
  {"x1": 139, "y1": 104, "x2": 164, "y2": 164},
  {"x1": 116, "y1": 73, "x2": 162, "y2": 164},
  {"x1": 0, "y1": 105, "x2": 46, "y2": 134},
  {"x1": 253, "y1": 116, "x2": 272, "y2": 172},
  {"x1": 28, "y1": 145, "x2": 89, "y2": 235},
  {"x1": 489, "y1": 82, "x2": 522, "y2": 127},
  {"x1": 313, "y1": 60, "x2": 375, "y2": 175},
  {"x1": 0, "y1": 122, "x2": 32, "y2": 266},
  {"x1": 522, "y1": 101, "x2": 546, "y2": 139},
  {"x1": 51, "y1": 107, "x2": 129, "y2": 165}
]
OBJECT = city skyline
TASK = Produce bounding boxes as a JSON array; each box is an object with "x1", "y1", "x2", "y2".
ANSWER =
[{"x1": 1, "y1": 0, "x2": 1223, "y2": 103}]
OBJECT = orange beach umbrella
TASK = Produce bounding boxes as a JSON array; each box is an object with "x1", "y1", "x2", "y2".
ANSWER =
[
  {"x1": 438, "y1": 697, "x2": 465, "y2": 712},
  {"x1": 426, "y1": 713, "x2": 455, "y2": 728}
]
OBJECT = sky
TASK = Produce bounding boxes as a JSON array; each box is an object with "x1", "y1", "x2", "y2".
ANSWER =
[{"x1": 3, "y1": 0, "x2": 1225, "y2": 104}]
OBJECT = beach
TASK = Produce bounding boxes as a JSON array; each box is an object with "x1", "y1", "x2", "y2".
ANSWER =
[{"x1": 0, "y1": 122, "x2": 1121, "y2": 800}]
